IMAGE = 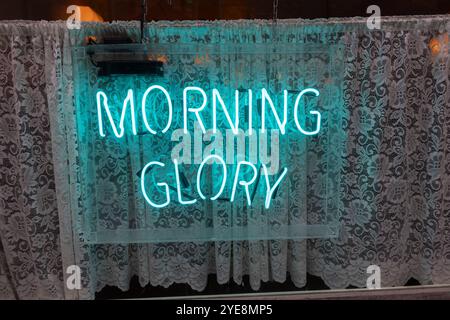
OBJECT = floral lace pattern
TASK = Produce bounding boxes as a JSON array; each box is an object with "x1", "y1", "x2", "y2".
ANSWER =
[{"x1": 1, "y1": 16, "x2": 450, "y2": 299}]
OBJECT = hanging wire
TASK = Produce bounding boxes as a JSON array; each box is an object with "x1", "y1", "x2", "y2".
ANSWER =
[
  {"x1": 273, "y1": 0, "x2": 279, "y2": 23},
  {"x1": 140, "y1": 0, "x2": 148, "y2": 43},
  {"x1": 272, "y1": 0, "x2": 279, "y2": 42}
]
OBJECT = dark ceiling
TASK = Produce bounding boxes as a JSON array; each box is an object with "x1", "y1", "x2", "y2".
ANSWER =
[{"x1": 0, "y1": 0, "x2": 449, "y2": 21}]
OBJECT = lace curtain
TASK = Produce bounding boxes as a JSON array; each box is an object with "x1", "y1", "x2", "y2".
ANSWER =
[{"x1": 1, "y1": 16, "x2": 450, "y2": 299}]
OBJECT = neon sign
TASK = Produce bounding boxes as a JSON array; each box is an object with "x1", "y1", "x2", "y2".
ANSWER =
[{"x1": 96, "y1": 85, "x2": 322, "y2": 209}]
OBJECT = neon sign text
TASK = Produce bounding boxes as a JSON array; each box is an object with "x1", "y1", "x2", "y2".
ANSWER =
[
  {"x1": 96, "y1": 86, "x2": 321, "y2": 138},
  {"x1": 140, "y1": 155, "x2": 288, "y2": 209},
  {"x1": 96, "y1": 85, "x2": 323, "y2": 209}
]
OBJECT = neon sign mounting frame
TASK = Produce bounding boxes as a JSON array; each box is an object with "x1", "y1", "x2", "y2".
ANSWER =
[{"x1": 71, "y1": 42, "x2": 345, "y2": 243}]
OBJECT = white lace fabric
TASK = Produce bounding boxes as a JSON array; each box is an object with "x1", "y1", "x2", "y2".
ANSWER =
[{"x1": 0, "y1": 16, "x2": 450, "y2": 299}]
